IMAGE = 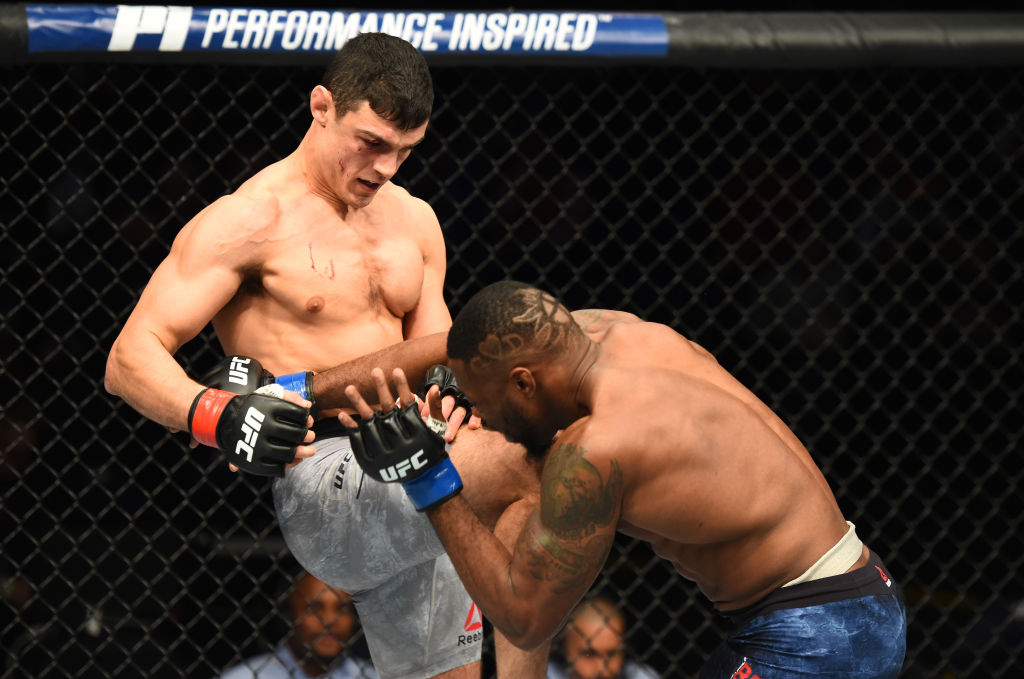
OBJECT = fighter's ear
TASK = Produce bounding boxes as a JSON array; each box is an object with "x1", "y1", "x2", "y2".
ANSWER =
[
  {"x1": 310, "y1": 85, "x2": 332, "y2": 125},
  {"x1": 510, "y1": 367, "x2": 535, "y2": 397}
]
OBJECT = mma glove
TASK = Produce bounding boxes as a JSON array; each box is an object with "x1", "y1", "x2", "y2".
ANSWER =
[
  {"x1": 418, "y1": 364, "x2": 473, "y2": 414},
  {"x1": 188, "y1": 387, "x2": 309, "y2": 477},
  {"x1": 200, "y1": 355, "x2": 316, "y2": 413},
  {"x1": 347, "y1": 404, "x2": 462, "y2": 512}
]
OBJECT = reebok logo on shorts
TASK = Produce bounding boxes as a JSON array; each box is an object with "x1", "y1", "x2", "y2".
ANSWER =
[
  {"x1": 457, "y1": 603, "x2": 483, "y2": 646},
  {"x1": 464, "y1": 603, "x2": 482, "y2": 632},
  {"x1": 731, "y1": 660, "x2": 762, "y2": 679}
]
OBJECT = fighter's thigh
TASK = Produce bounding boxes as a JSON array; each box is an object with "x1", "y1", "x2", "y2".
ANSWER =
[
  {"x1": 272, "y1": 433, "x2": 446, "y2": 592},
  {"x1": 353, "y1": 555, "x2": 483, "y2": 679},
  {"x1": 450, "y1": 427, "x2": 540, "y2": 529}
]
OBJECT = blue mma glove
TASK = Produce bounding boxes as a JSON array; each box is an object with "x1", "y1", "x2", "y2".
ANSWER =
[{"x1": 347, "y1": 403, "x2": 463, "y2": 511}]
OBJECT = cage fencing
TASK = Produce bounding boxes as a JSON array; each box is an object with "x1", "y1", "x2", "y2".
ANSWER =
[{"x1": 2, "y1": 31, "x2": 1023, "y2": 679}]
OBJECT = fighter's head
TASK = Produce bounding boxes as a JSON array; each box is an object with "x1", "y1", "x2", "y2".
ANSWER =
[
  {"x1": 447, "y1": 281, "x2": 587, "y2": 458},
  {"x1": 309, "y1": 33, "x2": 433, "y2": 207},
  {"x1": 321, "y1": 32, "x2": 433, "y2": 131}
]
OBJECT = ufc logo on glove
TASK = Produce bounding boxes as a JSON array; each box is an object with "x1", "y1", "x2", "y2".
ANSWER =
[
  {"x1": 235, "y1": 407, "x2": 266, "y2": 461},
  {"x1": 228, "y1": 356, "x2": 253, "y2": 386},
  {"x1": 347, "y1": 404, "x2": 463, "y2": 511},
  {"x1": 380, "y1": 450, "x2": 429, "y2": 481}
]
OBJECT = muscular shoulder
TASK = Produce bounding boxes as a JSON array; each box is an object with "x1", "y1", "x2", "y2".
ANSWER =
[
  {"x1": 571, "y1": 308, "x2": 641, "y2": 341},
  {"x1": 376, "y1": 182, "x2": 444, "y2": 265},
  {"x1": 542, "y1": 421, "x2": 625, "y2": 529},
  {"x1": 172, "y1": 191, "x2": 282, "y2": 268},
  {"x1": 381, "y1": 182, "x2": 441, "y2": 234}
]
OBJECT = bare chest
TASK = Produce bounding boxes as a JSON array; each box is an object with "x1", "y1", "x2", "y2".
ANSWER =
[{"x1": 246, "y1": 218, "x2": 425, "y2": 322}]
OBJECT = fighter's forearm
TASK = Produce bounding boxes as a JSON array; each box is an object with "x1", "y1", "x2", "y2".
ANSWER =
[
  {"x1": 493, "y1": 498, "x2": 552, "y2": 677},
  {"x1": 311, "y1": 332, "x2": 449, "y2": 409},
  {"x1": 428, "y1": 496, "x2": 555, "y2": 650},
  {"x1": 105, "y1": 333, "x2": 203, "y2": 431}
]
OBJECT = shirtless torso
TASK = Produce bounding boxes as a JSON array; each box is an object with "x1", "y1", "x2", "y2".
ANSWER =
[
  {"x1": 105, "y1": 38, "x2": 545, "y2": 677},
  {"x1": 429, "y1": 285, "x2": 879, "y2": 653},
  {"x1": 578, "y1": 315, "x2": 858, "y2": 610},
  {"x1": 105, "y1": 94, "x2": 447, "y2": 431},
  {"x1": 210, "y1": 157, "x2": 445, "y2": 376}
]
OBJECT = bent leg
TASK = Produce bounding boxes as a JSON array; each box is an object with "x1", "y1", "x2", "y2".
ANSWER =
[
  {"x1": 354, "y1": 554, "x2": 482, "y2": 679},
  {"x1": 274, "y1": 433, "x2": 479, "y2": 678}
]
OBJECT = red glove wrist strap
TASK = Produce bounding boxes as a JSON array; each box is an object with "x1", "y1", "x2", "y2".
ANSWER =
[{"x1": 190, "y1": 389, "x2": 234, "y2": 448}]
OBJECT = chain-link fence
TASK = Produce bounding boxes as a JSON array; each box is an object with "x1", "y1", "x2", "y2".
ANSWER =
[{"x1": 2, "y1": 45, "x2": 1023, "y2": 679}]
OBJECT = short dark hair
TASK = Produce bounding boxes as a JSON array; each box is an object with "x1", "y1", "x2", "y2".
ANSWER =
[
  {"x1": 321, "y1": 32, "x2": 433, "y2": 130},
  {"x1": 448, "y1": 281, "x2": 584, "y2": 371}
]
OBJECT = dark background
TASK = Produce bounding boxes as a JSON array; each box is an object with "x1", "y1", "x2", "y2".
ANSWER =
[{"x1": 2, "y1": 6, "x2": 1023, "y2": 678}]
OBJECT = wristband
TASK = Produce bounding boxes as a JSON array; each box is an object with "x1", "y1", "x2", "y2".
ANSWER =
[
  {"x1": 188, "y1": 388, "x2": 235, "y2": 448},
  {"x1": 275, "y1": 372, "x2": 312, "y2": 402},
  {"x1": 402, "y1": 455, "x2": 463, "y2": 511}
]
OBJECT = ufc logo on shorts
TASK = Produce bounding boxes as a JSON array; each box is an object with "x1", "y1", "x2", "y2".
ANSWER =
[
  {"x1": 228, "y1": 356, "x2": 252, "y2": 387},
  {"x1": 109, "y1": 5, "x2": 193, "y2": 52},
  {"x1": 235, "y1": 407, "x2": 265, "y2": 462},
  {"x1": 380, "y1": 450, "x2": 428, "y2": 481},
  {"x1": 731, "y1": 661, "x2": 762, "y2": 679}
]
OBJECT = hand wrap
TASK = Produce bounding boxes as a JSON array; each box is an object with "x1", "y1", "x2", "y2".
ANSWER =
[
  {"x1": 188, "y1": 388, "x2": 310, "y2": 477},
  {"x1": 347, "y1": 403, "x2": 462, "y2": 511}
]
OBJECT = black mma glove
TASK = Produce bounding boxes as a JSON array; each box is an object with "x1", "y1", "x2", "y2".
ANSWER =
[
  {"x1": 188, "y1": 388, "x2": 310, "y2": 477},
  {"x1": 347, "y1": 403, "x2": 462, "y2": 511},
  {"x1": 201, "y1": 355, "x2": 315, "y2": 412},
  {"x1": 418, "y1": 364, "x2": 473, "y2": 414}
]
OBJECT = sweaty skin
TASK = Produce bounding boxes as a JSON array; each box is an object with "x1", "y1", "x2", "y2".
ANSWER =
[
  {"x1": 104, "y1": 79, "x2": 551, "y2": 678},
  {"x1": 428, "y1": 308, "x2": 863, "y2": 650},
  {"x1": 105, "y1": 93, "x2": 447, "y2": 434}
]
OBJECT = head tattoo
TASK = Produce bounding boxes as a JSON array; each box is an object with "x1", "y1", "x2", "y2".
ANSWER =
[{"x1": 448, "y1": 282, "x2": 583, "y2": 375}]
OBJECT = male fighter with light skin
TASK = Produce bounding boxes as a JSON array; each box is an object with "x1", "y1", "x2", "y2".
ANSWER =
[
  {"x1": 340, "y1": 281, "x2": 908, "y2": 678},
  {"x1": 105, "y1": 34, "x2": 546, "y2": 679}
]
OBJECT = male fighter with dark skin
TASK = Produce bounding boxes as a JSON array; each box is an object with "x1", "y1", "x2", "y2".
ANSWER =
[
  {"x1": 104, "y1": 34, "x2": 548, "y2": 679},
  {"x1": 340, "y1": 282, "x2": 906, "y2": 678}
]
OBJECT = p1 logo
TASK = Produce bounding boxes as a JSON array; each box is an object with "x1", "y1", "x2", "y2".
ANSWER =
[{"x1": 109, "y1": 5, "x2": 193, "y2": 51}]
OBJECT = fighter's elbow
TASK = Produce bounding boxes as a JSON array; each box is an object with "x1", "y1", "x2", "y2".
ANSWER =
[
  {"x1": 501, "y1": 617, "x2": 559, "y2": 651},
  {"x1": 104, "y1": 340, "x2": 127, "y2": 396}
]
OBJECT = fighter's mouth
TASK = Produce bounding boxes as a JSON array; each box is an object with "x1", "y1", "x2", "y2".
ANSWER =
[{"x1": 358, "y1": 179, "x2": 381, "y2": 191}]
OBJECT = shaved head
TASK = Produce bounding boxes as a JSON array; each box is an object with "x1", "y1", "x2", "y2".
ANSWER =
[{"x1": 447, "y1": 281, "x2": 584, "y2": 377}]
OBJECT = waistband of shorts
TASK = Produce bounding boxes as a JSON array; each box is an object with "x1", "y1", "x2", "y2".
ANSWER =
[
  {"x1": 723, "y1": 550, "x2": 897, "y2": 628},
  {"x1": 783, "y1": 521, "x2": 863, "y2": 587}
]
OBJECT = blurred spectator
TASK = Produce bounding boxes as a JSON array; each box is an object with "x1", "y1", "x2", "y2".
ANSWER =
[
  {"x1": 547, "y1": 597, "x2": 659, "y2": 679},
  {"x1": 219, "y1": 572, "x2": 377, "y2": 679}
]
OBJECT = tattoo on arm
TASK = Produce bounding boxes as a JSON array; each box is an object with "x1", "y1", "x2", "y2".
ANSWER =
[
  {"x1": 542, "y1": 443, "x2": 621, "y2": 536},
  {"x1": 520, "y1": 443, "x2": 622, "y2": 593}
]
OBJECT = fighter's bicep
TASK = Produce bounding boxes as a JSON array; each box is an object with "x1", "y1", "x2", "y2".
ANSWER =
[
  {"x1": 511, "y1": 442, "x2": 622, "y2": 599},
  {"x1": 144, "y1": 254, "x2": 242, "y2": 340},
  {"x1": 127, "y1": 220, "x2": 248, "y2": 350}
]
